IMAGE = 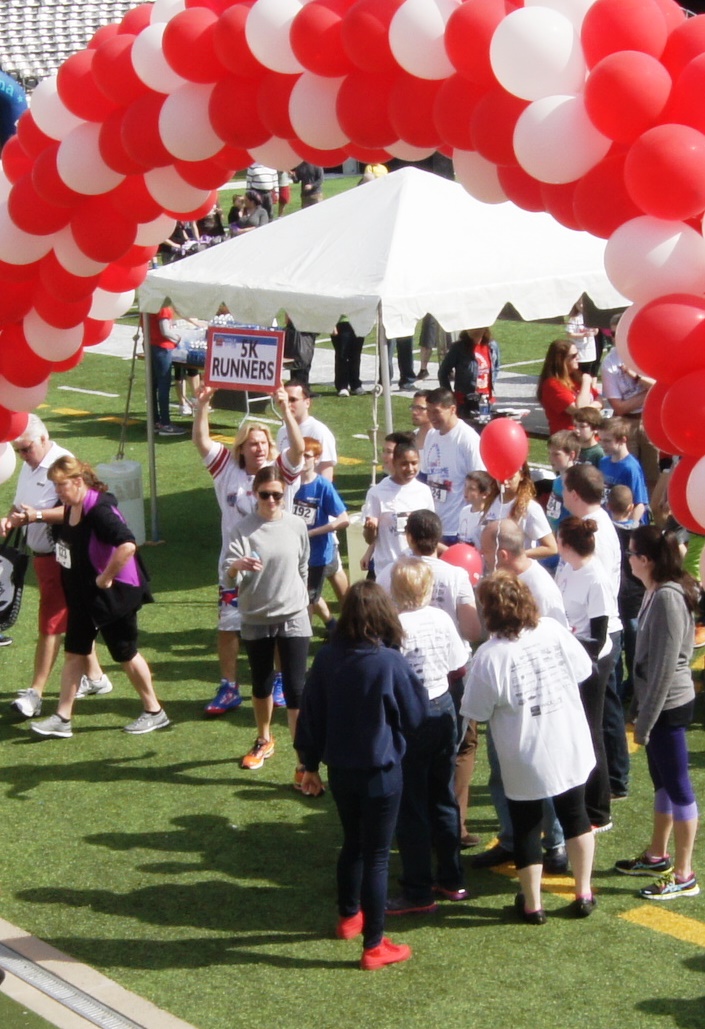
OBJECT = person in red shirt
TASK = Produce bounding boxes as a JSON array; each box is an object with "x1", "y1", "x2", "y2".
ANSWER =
[
  {"x1": 537, "y1": 338, "x2": 602, "y2": 435},
  {"x1": 147, "y1": 305, "x2": 186, "y2": 437}
]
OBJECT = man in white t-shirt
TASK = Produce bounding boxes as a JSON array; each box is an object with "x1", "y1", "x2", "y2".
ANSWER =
[
  {"x1": 601, "y1": 329, "x2": 658, "y2": 491},
  {"x1": 276, "y1": 383, "x2": 337, "y2": 481},
  {"x1": 361, "y1": 443, "x2": 434, "y2": 576},
  {"x1": 422, "y1": 388, "x2": 485, "y2": 543}
]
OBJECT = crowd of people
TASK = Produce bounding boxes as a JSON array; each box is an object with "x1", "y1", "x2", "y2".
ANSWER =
[{"x1": 1, "y1": 309, "x2": 702, "y2": 971}]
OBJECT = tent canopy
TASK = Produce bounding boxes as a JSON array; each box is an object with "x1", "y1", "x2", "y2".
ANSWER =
[{"x1": 138, "y1": 167, "x2": 626, "y2": 338}]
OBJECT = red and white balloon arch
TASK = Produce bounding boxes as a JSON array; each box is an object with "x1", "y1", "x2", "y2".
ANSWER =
[{"x1": 2, "y1": 0, "x2": 705, "y2": 528}]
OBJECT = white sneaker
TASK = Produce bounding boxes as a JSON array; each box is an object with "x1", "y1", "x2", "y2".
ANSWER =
[
  {"x1": 11, "y1": 688, "x2": 42, "y2": 719},
  {"x1": 337, "y1": 389, "x2": 350, "y2": 397},
  {"x1": 76, "y1": 674, "x2": 114, "y2": 699},
  {"x1": 179, "y1": 403, "x2": 193, "y2": 416},
  {"x1": 31, "y1": 713, "x2": 73, "y2": 738}
]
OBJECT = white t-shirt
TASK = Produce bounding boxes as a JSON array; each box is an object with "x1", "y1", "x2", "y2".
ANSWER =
[
  {"x1": 399, "y1": 606, "x2": 468, "y2": 700},
  {"x1": 362, "y1": 477, "x2": 435, "y2": 574},
  {"x1": 585, "y1": 506, "x2": 622, "y2": 634},
  {"x1": 470, "y1": 496, "x2": 552, "y2": 550},
  {"x1": 555, "y1": 558, "x2": 617, "y2": 659},
  {"x1": 458, "y1": 505, "x2": 484, "y2": 544},
  {"x1": 460, "y1": 618, "x2": 595, "y2": 800},
  {"x1": 422, "y1": 421, "x2": 485, "y2": 535},
  {"x1": 276, "y1": 415, "x2": 337, "y2": 473},
  {"x1": 567, "y1": 314, "x2": 596, "y2": 364},
  {"x1": 601, "y1": 348, "x2": 646, "y2": 413},
  {"x1": 519, "y1": 560, "x2": 568, "y2": 627},
  {"x1": 13, "y1": 441, "x2": 72, "y2": 554}
]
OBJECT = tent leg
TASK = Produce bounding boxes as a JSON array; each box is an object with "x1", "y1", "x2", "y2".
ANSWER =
[
  {"x1": 142, "y1": 314, "x2": 160, "y2": 543},
  {"x1": 377, "y1": 307, "x2": 394, "y2": 436}
]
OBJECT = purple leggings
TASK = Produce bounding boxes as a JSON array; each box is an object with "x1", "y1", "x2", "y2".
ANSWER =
[{"x1": 646, "y1": 715, "x2": 698, "y2": 822}]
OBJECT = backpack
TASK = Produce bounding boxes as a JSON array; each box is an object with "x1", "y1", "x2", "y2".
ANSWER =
[{"x1": 0, "y1": 527, "x2": 29, "y2": 631}]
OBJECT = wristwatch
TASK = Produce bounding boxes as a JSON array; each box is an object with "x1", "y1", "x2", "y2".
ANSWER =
[{"x1": 35, "y1": 511, "x2": 43, "y2": 522}]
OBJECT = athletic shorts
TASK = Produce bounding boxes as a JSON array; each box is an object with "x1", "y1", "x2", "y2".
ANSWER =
[
  {"x1": 34, "y1": 554, "x2": 68, "y2": 636},
  {"x1": 65, "y1": 608, "x2": 139, "y2": 663},
  {"x1": 218, "y1": 584, "x2": 242, "y2": 633}
]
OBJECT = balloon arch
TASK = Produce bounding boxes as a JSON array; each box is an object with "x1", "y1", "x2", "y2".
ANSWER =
[{"x1": 2, "y1": 0, "x2": 705, "y2": 529}]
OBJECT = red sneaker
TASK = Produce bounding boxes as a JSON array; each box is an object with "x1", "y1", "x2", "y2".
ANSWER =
[
  {"x1": 360, "y1": 937, "x2": 412, "y2": 971},
  {"x1": 336, "y1": 912, "x2": 363, "y2": 939}
]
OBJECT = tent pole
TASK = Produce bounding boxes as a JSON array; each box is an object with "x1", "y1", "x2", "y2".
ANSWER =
[
  {"x1": 377, "y1": 305, "x2": 393, "y2": 436},
  {"x1": 142, "y1": 314, "x2": 160, "y2": 543}
]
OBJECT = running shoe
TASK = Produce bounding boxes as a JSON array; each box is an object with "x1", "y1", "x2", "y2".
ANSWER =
[
  {"x1": 11, "y1": 688, "x2": 42, "y2": 719},
  {"x1": 123, "y1": 709, "x2": 170, "y2": 734},
  {"x1": 204, "y1": 681, "x2": 242, "y2": 716},
  {"x1": 76, "y1": 674, "x2": 113, "y2": 699},
  {"x1": 241, "y1": 736, "x2": 275, "y2": 770},
  {"x1": 615, "y1": 852, "x2": 673, "y2": 877},
  {"x1": 31, "y1": 714, "x2": 73, "y2": 738},
  {"x1": 361, "y1": 937, "x2": 412, "y2": 971},
  {"x1": 271, "y1": 673, "x2": 286, "y2": 708},
  {"x1": 640, "y1": 871, "x2": 700, "y2": 900}
]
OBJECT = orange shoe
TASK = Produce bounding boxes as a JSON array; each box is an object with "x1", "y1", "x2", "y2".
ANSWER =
[
  {"x1": 361, "y1": 937, "x2": 412, "y2": 971},
  {"x1": 694, "y1": 625, "x2": 705, "y2": 649},
  {"x1": 336, "y1": 912, "x2": 364, "y2": 939},
  {"x1": 241, "y1": 736, "x2": 275, "y2": 770}
]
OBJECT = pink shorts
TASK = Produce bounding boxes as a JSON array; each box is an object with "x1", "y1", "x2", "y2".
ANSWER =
[{"x1": 34, "y1": 554, "x2": 68, "y2": 636}]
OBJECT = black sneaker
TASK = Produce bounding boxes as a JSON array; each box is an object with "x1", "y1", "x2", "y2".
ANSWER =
[
  {"x1": 386, "y1": 895, "x2": 438, "y2": 916},
  {"x1": 471, "y1": 843, "x2": 514, "y2": 869},
  {"x1": 158, "y1": 424, "x2": 186, "y2": 436},
  {"x1": 615, "y1": 852, "x2": 673, "y2": 877},
  {"x1": 543, "y1": 846, "x2": 569, "y2": 875},
  {"x1": 0, "y1": 635, "x2": 12, "y2": 647},
  {"x1": 570, "y1": 895, "x2": 597, "y2": 918},
  {"x1": 514, "y1": 893, "x2": 546, "y2": 925}
]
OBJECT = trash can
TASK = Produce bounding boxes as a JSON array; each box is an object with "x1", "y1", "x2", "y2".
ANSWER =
[{"x1": 96, "y1": 461, "x2": 146, "y2": 546}]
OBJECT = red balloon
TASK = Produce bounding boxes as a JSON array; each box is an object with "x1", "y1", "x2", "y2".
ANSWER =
[
  {"x1": 0, "y1": 407, "x2": 29, "y2": 444},
  {"x1": 662, "y1": 11, "x2": 705, "y2": 79},
  {"x1": 581, "y1": 0, "x2": 669, "y2": 68},
  {"x1": 0, "y1": 258, "x2": 43, "y2": 283},
  {"x1": 186, "y1": 0, "x2": 236, "y2": 14},
  {"x1": 213, "y1": 2, "x2": 268, "y2": 78},
  {"x1": 32, "y1": 145, "x2": 84, "y2": 207},
  {"x1": 346, "y1": 145, "x2": 392, "y2": 163},
  {"x1": 470, "y1": 87, "x2": 526, "y2": 166},
  {"x1": 121, "y1": 93, "x2": 173, "y2": 169},
  {"x1": 497, "y1": 164, "x2": 545, "y2": 212},
  {"x1": 641, "y1": 380, "x2": 677, "y2": 455},
  {"x1": 540, "y1": 182, "x2": 582, "y2": 232},
  {"x1": 389, "y1": 73, "x2": 442, "y2": 150},
  {"x1": 0, "y1": 279, "x2": 34, "y2": 323},
  {"x1": 108, "y1": 175, "x2": 163, "y2": 223},
  {"x1": 440, "y1": 543, "x2": 484, "y2": 587},
  {"x1": 661, "y1": 368, "x2": 705, "y2": 456},
  {"x1": 628, "y1": 293, "x2": 705, "y2": 384},
  {"x1": 56, "y1": 49, "x2": 117, "y2": 121},
  {"x1": 99, "y1": 109, "x2": 147, "y2": 176},
  {"x1": 52, "y1": 348, "x2": 85, "y2": 372},
  {"x1": 445, "y1": 0, "x2": 515, "y2": 86},
  {"x1": 119, "y1": 5, "x2": 152, "y2": 35},
  {"x1": 291, "y1": 0, "x2": 354, "y2": 77},
  {"x1": 291, "y1": 141, "x2": 349, "y2": 166},
  {"x1": 99, "y1": 261, "x2": 149, "y2": 292},
  {"x1": 666, "y1": 54, "x2": 705, "y2": 136},
  {"x1": 0, "y1": 324, "x2": 53, "y2": 387},
  {"x1": 32, "y1": 286, "x2": 92, "y2": 330},
  {"x1": 667, "y1": 456, "x2": 704, "y2": 534},
  {"x1": 83, "y1": 318, "x2": 113, "y2": 347},
  {"x1": 584, "y1": 52, "x2": 671, "y2": 145},
  {"x1": 213, "y1": 144, "x2": 253, "y2": 171},
  {"x1": 652, "y1": 0, "x2": 686, "y2": 32},
  {"x1": 573, "y1": 152, "x2": 642, "y2": 239},
  {"x1": 479, "y1": 418, "x2": 529, "y2": 482},
  {"x1": 174, "y1": 155, "x2": 234, "y2": 190},
  {"x1": 87, "y1": 23, "x2": 120, "y2": 49},
  {"x1": 117, "y1": 243, "x2": 159, "y2": 268},
  {"x1": 340, "y1": 0, "x2": 404, "y2": 74},
  {"x1": 210, "y1": 75, "x2": 272, "y2": 149},
  {"x1": 162, "y1": 8, "x2": 227, "y2": 83},
  {"x1": 15, "y1": 112, "x2": 53, "y2": 158},
  {"x1": 257, "y1": 73, "x2": 298, "y2": 140},
  {"x1": 2, "y1": 136, "x2": 33, "y2": 184},
  {"x1": 71, "y1": 197, "x2": 137, "y2": 264},
  {"x1": 624, "y1": 123, "x2": 705, "y2": 222},
  {"x1": 336, "y1": 70, "x2": 398, "y2": 148},
  {"x1": 92, "y1": 35, "x2": 147, "y2": 106},
  {"x1": 39, "y1": 252, "x2": 101, "y2": 302},
  {"x1": 7, "y1": 174, "x2": 71, "y2": 236},
  {"x1": 433, "y1": 75, "x2": 486, "y2": 152}
]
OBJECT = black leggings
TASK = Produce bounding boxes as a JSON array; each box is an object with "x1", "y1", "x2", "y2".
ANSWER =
[
  {"x1": 243, "y1": 635, "x2": 310, "y2": 709},
  {"x1": 507, "y1": 784, "x2": 591, "y2": 870}
]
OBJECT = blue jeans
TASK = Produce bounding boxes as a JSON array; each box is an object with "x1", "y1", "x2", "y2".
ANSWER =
[
  {"x1": 328, "y1": 765, "x2": 402, "y2": 949},
  {"x1": 487, "y1": 727, "x2": 565, "y2": 851},
  {"x1": 151, "y1": 345, "x2": 174, "y2": 426},
  {"x1": 396, "y1": 691, "x2": 464, "y2": 902}
]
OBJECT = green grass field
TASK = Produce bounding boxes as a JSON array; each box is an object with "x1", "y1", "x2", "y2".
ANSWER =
[{"x1": 1, "y1": 327, "x2": 704, "y2": 1029}]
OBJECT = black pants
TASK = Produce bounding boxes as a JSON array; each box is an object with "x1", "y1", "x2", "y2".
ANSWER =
[
  {"x1": 578, "y1": 639, "x2": 614, "y2": 827},
  {"x1": 243, "y1": 635, "x2": 310, "y2": 709},
  {"x1": 507, "y1": 784, "x2": 591, "y2": 869},
  {"x1": 333, "y1": 323, "x2": 363, "y2": 392}
]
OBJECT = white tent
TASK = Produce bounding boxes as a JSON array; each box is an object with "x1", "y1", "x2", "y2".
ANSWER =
[{"x1": 138, "y1": 166, "x2": 626, "y2": 338}]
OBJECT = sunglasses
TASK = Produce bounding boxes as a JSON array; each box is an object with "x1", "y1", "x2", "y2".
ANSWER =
[{"x1": 258, "y1": 490, "x2": 284, "y2": 501}]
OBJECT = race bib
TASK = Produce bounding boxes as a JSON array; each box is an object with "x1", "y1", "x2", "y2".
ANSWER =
[
  {"x1": 293, "y1": 500, "x2": 317, "y2": 526},
  {"x1": 546, "y1": 493, "x2": 562, "y2": 521},
  {"x1": 393, "y1": 511, "x2": 410, "y2": 535},
  {"x1": 55, "y1": 541, "x2": 71, "y2": 569},
  {"x1": 428, "y1": 480, "x2": 449, "y2": 503}
]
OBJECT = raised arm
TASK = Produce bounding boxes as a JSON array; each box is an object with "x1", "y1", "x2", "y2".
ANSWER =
[
  {"x1": 192, "y1": 384, "x2": 215, "y2": 458},
  {"x1": 273, "y1": 385, "x2": 304, "y2": 468}
]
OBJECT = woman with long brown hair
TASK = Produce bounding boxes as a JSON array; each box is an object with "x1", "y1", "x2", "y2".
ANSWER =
[
  {"x1": 472, "y1": 463, "x2": 557, "y2": 562},
  {"x1": 536, "y1": 338, "x2": 601, "y2": 435}
]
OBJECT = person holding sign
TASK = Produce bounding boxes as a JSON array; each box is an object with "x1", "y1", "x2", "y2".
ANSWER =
[{"x1": 192, "y1": 385, "x2": 305, "y2": 717}]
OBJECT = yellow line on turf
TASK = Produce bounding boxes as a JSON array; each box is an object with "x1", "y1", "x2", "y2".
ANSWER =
[
  {"x1": 338, "y1": 455, "x2": 362, "y2": 465},
  {"x1": 51, "y1": 407, "x2": 91, "y2": 416},
  {"x1": 620, "y1": 905, "x2": 705, "y2": 947},
  {"x1": 97, "y1": 416, "x2": 139, "y2": 425}
]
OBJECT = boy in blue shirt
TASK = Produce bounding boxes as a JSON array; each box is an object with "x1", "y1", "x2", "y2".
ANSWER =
[{"x1": 598, "y1": 417, "x2": 649, "y2": 523}]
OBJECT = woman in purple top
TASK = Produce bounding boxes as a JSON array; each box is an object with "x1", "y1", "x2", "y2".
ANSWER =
[{"x1": 29, "y1": 457, "x2": 168, "y2": 740}]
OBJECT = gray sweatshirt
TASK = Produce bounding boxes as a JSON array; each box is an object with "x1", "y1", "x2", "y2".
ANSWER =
[{"x1": 632, "y1": 581, "x2": 695, "y2": 745}]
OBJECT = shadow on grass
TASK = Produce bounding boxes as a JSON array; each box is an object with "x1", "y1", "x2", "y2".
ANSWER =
[{"x1": 636, "y1": 953, "x2": 705, "y2": 1028}]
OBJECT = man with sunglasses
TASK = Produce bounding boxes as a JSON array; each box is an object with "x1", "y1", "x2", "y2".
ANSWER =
[{"x1": 0, "y1": 415, "x2": 111, "y2": 718}]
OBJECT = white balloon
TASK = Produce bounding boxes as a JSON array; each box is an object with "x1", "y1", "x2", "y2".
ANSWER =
[
  {"x1": 686, "y1": 455, "x2": 705, "y2": 530},
  {"x1": 289, "y1": 75, "x2": 348, "y2": 150},
  {"x1": 57, "y1": 122, "x2": 124, "y2": 196},
  {"x1": 135, "y1": 213, "x2": 177, "y2": 247},
  {"x1": 0, "y1": 204, "x2": 55, "y2": 265},
  {"x1": 0, "y1": 169, "x2": 11, "y2": 203},
  {"x1": 613, "y1": 303, "x2": 650, "y2": 378},
  {"x1": 513, "y1": 94, "x2": 610, "y2": 184},
  {"x1": 53, "y1": 226, "x2": 108, "y2": 277},
  {"x1": 246, "y1": 0, "x2": 305, "y2": 75},
  {"x1": 249, "y1": 137, "x2": 302, "y2": 169},
  {"x1": 526, "y1": 0, "x2": 597, "y2": 32},
  {"x1": 389, "y1": 0, "x2": 459, "y2": 81},
  {"x1": 132, "y1": 23, "x2": 189, "y2": 94},
  {"x1": 386, "y1": 141, "x2": 435, "y2": 161},
  {"x1": 29, "y1": 76, "x2": 84, "y2": 141},
  {"x1": 491, "y1": 7, "x2": 586, "y2": 101},
  {"x1": 151, "y1": 0, "x2": 186, "y2": 23},
  {"x1": 144, "y1": 167, "x2": 212, "y2": 214},
  {"x1": 0, "y1": 442, "x2": 16, "y2": 486},
  {"x1": 23, "y1": 310, "x2": 84, "y2": 361},
  {"x1": 453, "y1": 149, "x2": 508, "y2": 204},
  {"x1": 159, "y1": 83, "x2": 223, "y2": 161},
  {"x1": 90, "y1": 288, "x2": 135, "y2": 321},
  {"x1": 0, "y1": 376, "x2": 49, "y2": 413},
  {"x1": 604, "y1": 217, "x2": 705, "y2": 304}
]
